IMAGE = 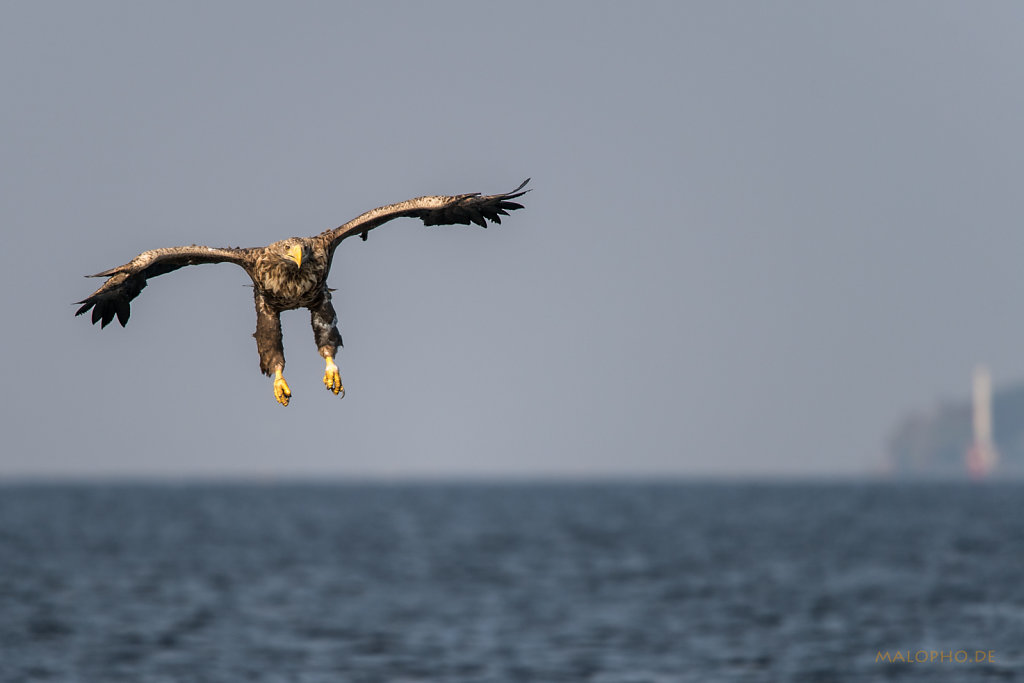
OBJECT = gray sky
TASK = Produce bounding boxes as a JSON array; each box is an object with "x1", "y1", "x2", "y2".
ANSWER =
[{"x1": 3, "y1": 2, "x2": 1023, "y2": 478}]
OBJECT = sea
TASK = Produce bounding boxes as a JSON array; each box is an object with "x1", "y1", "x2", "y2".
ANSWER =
[{"x1": 0, "y1": 481, "x2": 1021, "y2": 682}]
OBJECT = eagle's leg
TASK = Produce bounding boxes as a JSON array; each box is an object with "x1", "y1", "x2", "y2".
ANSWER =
[
  {"x1": 255, "y1": 295, "x2": 290, "y2": 406},
  {"x1": 310, "y1": 293, "x2": 345, "y2": 398}
]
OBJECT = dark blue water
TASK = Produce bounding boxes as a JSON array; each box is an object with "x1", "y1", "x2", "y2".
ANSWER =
[{"x1": 0, "y1": 482, "x2": 1021, "y2": 682}]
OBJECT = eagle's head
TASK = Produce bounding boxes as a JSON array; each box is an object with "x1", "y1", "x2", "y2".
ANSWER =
[
  {"x1": 275, "y1": 239, "x2": 312, "y2": 270},
  {"x1": 258, "y1": 239, "x2": 322, "y2": 301}
]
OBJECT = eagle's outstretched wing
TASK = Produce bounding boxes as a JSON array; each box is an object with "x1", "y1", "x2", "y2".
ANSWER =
[
  {"x1": 75, "y1": 245, "x2": 255, "y2": 328},
  {"x1": 318, "y1": 178, "x2": 530, "y2": 251}
]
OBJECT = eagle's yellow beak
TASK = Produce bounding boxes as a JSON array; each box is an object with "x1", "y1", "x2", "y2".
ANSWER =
[{"x1": 287, "y1": 245, "x2": 303, "y2": 268}]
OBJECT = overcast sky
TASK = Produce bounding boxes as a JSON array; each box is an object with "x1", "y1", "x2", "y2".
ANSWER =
[{"x1": 2, "y1": 2, "x2": 1023, "y2": 479}]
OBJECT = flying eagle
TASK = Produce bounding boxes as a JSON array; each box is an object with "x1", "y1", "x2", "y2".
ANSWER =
[{"x1": 76, "y1": 179, "x2": 529, "y2": 406}]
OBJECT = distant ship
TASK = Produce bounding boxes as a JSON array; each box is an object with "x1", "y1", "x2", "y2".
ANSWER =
[{"x1": 887, "y1": 366, "x2": 1018, "y2": 478}]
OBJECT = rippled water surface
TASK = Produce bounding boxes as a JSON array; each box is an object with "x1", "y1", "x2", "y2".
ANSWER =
[{"x1": 1, "y1": 482, "x2": 1022, "y2": 682}]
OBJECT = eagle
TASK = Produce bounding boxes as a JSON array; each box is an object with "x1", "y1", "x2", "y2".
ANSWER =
[{"x1": 76, "y1": 179, "x2": 529, "y2": 406}]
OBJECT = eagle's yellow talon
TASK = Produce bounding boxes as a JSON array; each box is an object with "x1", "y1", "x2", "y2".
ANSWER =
[
  {"x1": 273, "y1": 375, "x2": 291, "y2": 406},
  {"x1": 323, "y1": 358, "x2": 344, "y2": 398}
]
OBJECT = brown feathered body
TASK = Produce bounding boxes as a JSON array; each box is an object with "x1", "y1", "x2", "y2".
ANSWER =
[{"x1": 75, "y1": 180, "x2": 529, "y2": 386}]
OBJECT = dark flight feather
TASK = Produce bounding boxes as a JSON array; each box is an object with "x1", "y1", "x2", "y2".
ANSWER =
[
  {"x1": 319, "y1": 178, "x2": 530, "y2": 247},
  {"x1": 75, "y1": 246, "x2": 253, "y2": 327}
]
